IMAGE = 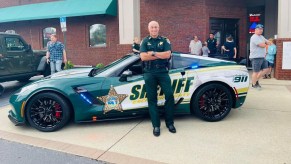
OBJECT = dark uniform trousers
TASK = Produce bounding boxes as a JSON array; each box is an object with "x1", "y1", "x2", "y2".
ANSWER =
[{"x1": 144, "y1": 69, "x2": 174, "y2": 127}]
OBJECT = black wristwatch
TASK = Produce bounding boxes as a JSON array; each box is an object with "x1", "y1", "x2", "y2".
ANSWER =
[{"x1": 151, "y1": 51, "x2": 156, "y2": 56}]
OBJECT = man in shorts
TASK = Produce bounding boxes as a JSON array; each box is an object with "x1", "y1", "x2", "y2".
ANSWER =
[{"x1": 249, "y1": 24, "x2": 270, "y2": 88}]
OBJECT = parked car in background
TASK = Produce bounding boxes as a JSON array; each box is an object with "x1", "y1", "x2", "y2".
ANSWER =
[{"x1": 0, "y1": 32, "x2": 50, "y2": 83}]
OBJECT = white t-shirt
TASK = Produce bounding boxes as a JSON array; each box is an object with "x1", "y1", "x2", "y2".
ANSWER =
[
  {"x1": 189, "y1": 40, "x2": 202, "y2": 55},
  {"x1": 250, "y1": 34, "x2": 267, "y2": 59}
]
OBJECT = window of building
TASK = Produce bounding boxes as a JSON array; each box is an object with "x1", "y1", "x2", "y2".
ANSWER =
[
  {"x1": 5, "y1": 37, "x2": 25, "y2": 51},
  {"x1": 89, "y1": 24, "x2": 106, "y2": 47},
  {"x1": 43, "y1": 27, "x2": 56, "y2": 48}
]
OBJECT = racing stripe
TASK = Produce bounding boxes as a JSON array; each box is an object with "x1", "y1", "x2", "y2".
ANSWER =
[{"x1": 195, "y1": 66, "x2": 246, "y2": 72}]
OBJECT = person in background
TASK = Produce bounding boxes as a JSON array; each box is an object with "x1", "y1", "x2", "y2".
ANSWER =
[
  {"x1": 221, "y1": 35, "x2": 237, "y2": 60},
  {"x1": 264, "y1": 38, "x2": 276, "y2": 79},
  {"x1": 132, "y1": 37, "x2": 140, "y2": 54},
  {"x1": 189, "y1": 35, "x2": 202, "y2": 55},
  {"x1": 46, "y1": 34, "x2": 67, "y2": 74},
  {"x1": 249, "y1": 24, "x2": 270, "y2": 89},
  {"x1": 207, "y1": 33, "x2": 218, "y2": 56},
  {"x1": 202, "y1": 41, "x2": 210, "y2": 57}
]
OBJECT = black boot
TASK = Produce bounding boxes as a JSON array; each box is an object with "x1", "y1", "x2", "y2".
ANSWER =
[{"x1": 153, "y1": 127, "x2": 160, "y2": 137}]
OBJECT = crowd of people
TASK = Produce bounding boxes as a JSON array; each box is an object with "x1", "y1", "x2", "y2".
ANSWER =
[{"x1": 133, "y1": 23, "x2": 277, "y2": 85}]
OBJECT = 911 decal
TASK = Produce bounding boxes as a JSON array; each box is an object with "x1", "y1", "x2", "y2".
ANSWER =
[{"x1": 233, "y1": 75, "x2": 248, "y2": 83}]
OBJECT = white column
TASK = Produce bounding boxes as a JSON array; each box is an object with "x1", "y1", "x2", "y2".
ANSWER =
[
  {"x1": 277, "y1": 0, "x2": 291, "y2": 38},
  {"x1": 118, "y1": 0, "x2": 140, "y2": 44}
]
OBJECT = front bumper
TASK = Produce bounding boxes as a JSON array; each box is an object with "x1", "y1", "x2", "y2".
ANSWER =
[{"x1": 8, "y1": 110, "x2": 25, "y2": 126}]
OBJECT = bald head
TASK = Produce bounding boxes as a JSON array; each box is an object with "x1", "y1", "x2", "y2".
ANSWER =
[{"x1": 148, "y1": 21, "x2": 159, "y2": 38}]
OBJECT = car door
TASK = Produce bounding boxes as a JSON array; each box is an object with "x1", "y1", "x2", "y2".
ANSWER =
[
  {"x1": 99, "y1": 59, "x2": 186, "y2": 118},
  {"x1": 0, "y1": 45, "x2": 7, "y2": 76},
  {"x1": 4, "y1": 36, "x2": 33, "y2": 74}
]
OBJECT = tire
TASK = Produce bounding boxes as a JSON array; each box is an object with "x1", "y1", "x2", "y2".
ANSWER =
[
  {"x1": 25, "y1": 92, "x2": 71, "y2": 132},
  {"x1": 191, "y1": 83, "x2": 233, "y2": 122},
  {"x1": 17, "y1": 77, "x2": 31, "y2": 82},
  {"x1": 43, "y1": 64, "x2": 51, "y2": 77},
  {"x1": 0, "y1": 84, "x2": 4, "y2": 96}
]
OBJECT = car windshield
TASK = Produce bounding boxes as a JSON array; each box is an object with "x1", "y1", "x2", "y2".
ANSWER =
[
  {"x1": 95, "y1": 55, "x2": 140, "y2": 77},
  {"x1": 171, "y1": 53, "x2": 236, "y2": 69}
]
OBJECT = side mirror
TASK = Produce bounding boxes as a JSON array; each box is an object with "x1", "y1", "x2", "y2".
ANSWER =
[
  {"x1": 119, "y1": 70, "x2": 132, "y2": 82},
  {"x1": 25, "y1": 44, "x2": 32, "y2": 52},
  {"x1": 88, "y1": 68, "x2": 99, "y2": 77}
]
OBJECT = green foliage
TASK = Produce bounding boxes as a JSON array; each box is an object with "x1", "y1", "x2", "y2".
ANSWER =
[
  {"x1": 64, "y1": 61, "x2": 74, "y2": 70},
  {"x1": 95, "y1": 63, "x2": 104, "y2": 69}
]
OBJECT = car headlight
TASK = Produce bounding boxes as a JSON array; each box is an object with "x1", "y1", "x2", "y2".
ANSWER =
[{"x1": 17, "y1": 84, "x2": 39, "y2": 94}]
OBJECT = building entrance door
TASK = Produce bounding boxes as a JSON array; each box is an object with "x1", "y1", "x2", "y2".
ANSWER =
[{"x1": 210, "y1": 18, "x2": 239, "y2": 56}]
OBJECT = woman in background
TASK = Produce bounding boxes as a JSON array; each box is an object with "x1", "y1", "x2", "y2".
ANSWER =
[
  {"x1": 132, "y1": 37, "x2": 140, "y2": 54},
  {"x1": 222, "y1": 35, "x2": 237, "y2": 61}
]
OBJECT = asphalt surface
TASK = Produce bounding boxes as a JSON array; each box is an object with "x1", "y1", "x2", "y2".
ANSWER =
[
  {"x1": 0, "y1": 139, "x2": 106, "y2": 164},
  {"x1": 0, "y1": 77, "x2": 108, "y2": 164}
]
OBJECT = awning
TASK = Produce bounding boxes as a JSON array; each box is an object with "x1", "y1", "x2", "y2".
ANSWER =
[{"x1": 0, "y1": 0, "x2": 117, "y2": 23}]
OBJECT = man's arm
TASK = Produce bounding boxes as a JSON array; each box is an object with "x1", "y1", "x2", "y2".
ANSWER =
[
  {"x1": 46, "y1": 51, "x2": 50, "y2": 63},
  {"x1": 258, "y1": 42, "x2": 267, "y2": 48},
  {"x1": 140, "y1": 51, "x2": 171, "y2": 61},
  {"x1": 63, "y1": 49, "x2": 67, "y2": 63}
]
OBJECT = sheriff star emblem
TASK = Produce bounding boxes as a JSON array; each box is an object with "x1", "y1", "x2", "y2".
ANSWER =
[{"x1": 97, "y1": 86, "x2": 128, "y2": 114}]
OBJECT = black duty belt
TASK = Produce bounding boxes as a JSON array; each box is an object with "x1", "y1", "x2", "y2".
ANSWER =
[{"x1": 143, "y1": 61, "x2": 168, "y2": 70}]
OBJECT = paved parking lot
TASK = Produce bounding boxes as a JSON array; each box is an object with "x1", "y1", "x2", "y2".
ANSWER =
[{"x1": 1, "y1": 77, "x2": 291, "y2": 163}]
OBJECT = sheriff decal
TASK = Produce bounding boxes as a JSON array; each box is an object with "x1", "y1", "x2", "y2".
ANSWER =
[{"x1": 97, "y1": 86, "x2": 128, "y2": 114}]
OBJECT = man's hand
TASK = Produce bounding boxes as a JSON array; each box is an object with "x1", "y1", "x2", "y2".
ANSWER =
[{"x1": 46, "y1": 58, "x2": 49, "y2": 64}]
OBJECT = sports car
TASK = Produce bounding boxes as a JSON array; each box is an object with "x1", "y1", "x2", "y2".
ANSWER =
[{"x1": 8, "y1": 52, "x2": 249, "y2": 132}]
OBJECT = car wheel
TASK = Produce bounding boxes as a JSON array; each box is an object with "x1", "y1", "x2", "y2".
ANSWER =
[
  {"x1": 25, "y1": 92, "x2": 71, "y2": 132},
  {"x1": 43, "y1": 65, "x2": 51, "y2": 77},
  {"x1": 191, "y1": 83, "x2": 233, "y2": 122},
  {"x1": 17, "y1": 77, "x2": 31, "y2": 82},
  {"x1": 0, "y1": 84, "x2": 4, "y2": 96}
]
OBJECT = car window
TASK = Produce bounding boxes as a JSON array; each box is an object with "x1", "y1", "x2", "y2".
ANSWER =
[
  {"x1": 122, "y1": 59, "x2": 143, "y2": 76},
  {"x1": 5, "y1": 37, "x2": 25, "y2": 51},
  {"x1": 172, "y1": 55, "x2": 200, "y2": 69},
  {"x1": 172, "y1": 54, "x2": 236, "y2": 69},
  {"x1": 95, "y1": 55, "x2": 140, "y2": 77}
]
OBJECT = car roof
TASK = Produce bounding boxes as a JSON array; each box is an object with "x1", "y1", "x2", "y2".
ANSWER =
[{"x1": 0, "y1": 32, "x2": 20, "y2": 36}]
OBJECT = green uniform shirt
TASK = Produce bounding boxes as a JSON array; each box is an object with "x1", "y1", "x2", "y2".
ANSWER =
[
  {"x1": 140, "y1": 36, "x2": 171, "y2": 73},
  {"x1": 207, "y1": 38, "x2": 217, "y2": 54},
  {"x1": 132, "y1": 43, "x2": 140, "y2": 53}
]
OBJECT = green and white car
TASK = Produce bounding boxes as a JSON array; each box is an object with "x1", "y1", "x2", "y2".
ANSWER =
[{"x1": 8, "y1": 52, "x2": 249, "y2": 132}]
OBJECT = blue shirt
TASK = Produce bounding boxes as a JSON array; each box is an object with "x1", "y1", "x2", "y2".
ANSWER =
[
  {"x1": 266, "y1": 44, "x2": 277, "y2": 63},
  {"x1": 47, "y1": 41, "x2": 65, "y2": 62}
]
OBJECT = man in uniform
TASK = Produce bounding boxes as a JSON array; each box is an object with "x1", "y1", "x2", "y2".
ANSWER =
[
  {"x1": 140, "y1": 21, "x2": 176, "y2": 137},
  {"x1": 207, "y1": 33, "x2": 218, "y2": 56}
]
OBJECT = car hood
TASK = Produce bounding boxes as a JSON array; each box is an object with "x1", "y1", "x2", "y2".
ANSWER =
[{"x1": 46, "y1": 68, "x2": 93, "y2": 79}]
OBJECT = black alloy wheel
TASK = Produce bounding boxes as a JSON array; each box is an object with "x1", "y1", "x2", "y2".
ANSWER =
[
  {"x1": 192, "y1": 84, "x2": 233, "y2": 122},
  {"x1": 26, "y1": 92, "x2": 71, "y2": 132}
]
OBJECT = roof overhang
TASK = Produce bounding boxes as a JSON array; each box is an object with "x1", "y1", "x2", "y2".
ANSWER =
[{"x1": 0, "y1": 0, "x2": 117, "y2": 23}]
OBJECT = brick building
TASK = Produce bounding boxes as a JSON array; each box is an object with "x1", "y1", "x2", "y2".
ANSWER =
[{"x1": 0, "y1": 0, "x2": 290, "y2": 79}]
